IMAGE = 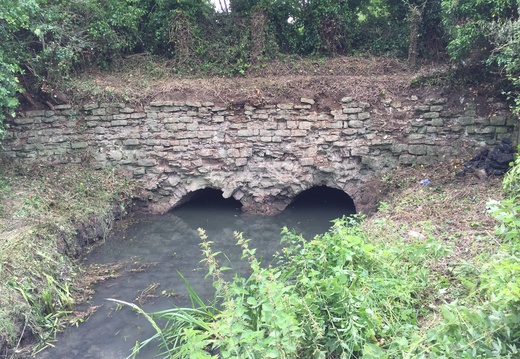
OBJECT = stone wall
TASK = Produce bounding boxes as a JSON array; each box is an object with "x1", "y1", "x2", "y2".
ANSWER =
[{"x1": 2, "y1": 95, "x2": 517, "y2": 214}]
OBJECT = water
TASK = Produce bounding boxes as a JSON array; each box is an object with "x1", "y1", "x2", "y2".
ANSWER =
[{"x1": 37, "y1": 188, "x2": 355, "y2": 359}]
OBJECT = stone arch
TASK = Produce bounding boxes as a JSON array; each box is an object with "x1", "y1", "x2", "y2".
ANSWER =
[
  {"x1": 172, "y1": 187, "x2": 243, "y2": 211},
  {"x1": 288, "y1": 185, "x2": 356, "y2": 213}
]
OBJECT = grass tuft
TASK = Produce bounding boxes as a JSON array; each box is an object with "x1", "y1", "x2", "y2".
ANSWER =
[{"x1": 0, "y1": 163, "x2": 136, "y2": 356}]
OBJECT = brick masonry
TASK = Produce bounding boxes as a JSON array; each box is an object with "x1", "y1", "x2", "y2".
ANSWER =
[{"x1": 2, "y1": 95, "x2": 518, "y2": 214}]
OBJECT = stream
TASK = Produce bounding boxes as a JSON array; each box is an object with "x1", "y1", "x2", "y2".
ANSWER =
[{"x1": 37, "y1": 187, "x2": 355, "y2": 359}]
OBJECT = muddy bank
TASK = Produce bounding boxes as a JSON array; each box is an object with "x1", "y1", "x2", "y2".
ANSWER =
[{"x1": 0, "y1": 164, "x2": 137, "y2": 358}]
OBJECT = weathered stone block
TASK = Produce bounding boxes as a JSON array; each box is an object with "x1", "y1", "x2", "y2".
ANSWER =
[
  {"x1": 300, "y1": 158, "x2": 314, "y2": 166},
  {"x1": 287, "y1": 121, "x2": 298, "y2": 129},
  {"x1": 298, "y1": 121, "x2": 312, "y2": 130},
  {"x1": 495, "y1": 127, "x2": 509, "y2": 133},
  {"x1": 291, "y1": 130, "x2": 307, "y2": 137},
  {"x1": 198, "y1": 131, "x2": 214, "y2": 138},
  {"x1": 408, "y1": 145, "x2": 427, "y2": 155},
  {"x1": 137, "y1": 159, "x2": 156, "y2": 167},
  {"x1": 238, "y1": 129, "x2": 254, "y2": 137},
  {"x1": 414, "y1": 105, "x2": 430, "y2": 112},
  {"x1": 343, "y1": 107, "x2": 362, "y2": 114},
  {"x1": 341, "y1": 97, "x2": 353, "y2": 103},
  {"x1": 14, "y1": 118, "x2": 34, "y2": 125},
  {"x1": 325, "y1": 121, "x2": 343, "y2": 129},
  {"x1": 489, "y1": 116, "x2": 506, "y2": 126},
  {"x1": 108, "y1": 150, "x2": 123, "y2": 161},
  {"x1": 253, "y1": 113, "x2": 269, "y2": 120},
  {"x1": 417, "y1": 156, "x2": 434, "y2": 165},
  {"x1": 465, "y1": 126, "x2": 476, "y2": 134},
  {"x1": 351, "y1": 147, "x2": 369, "y2": 156},
  {"x1": 228, "y1": 149, "x2": 240, "y2": 157},
  {"x1": 275, "y1": 130, "x2": 291, "y2": 137},
  {"x1": 42, "y1": 117, "x2": 56, "y2": 123},
  {"x1": 300, "y1": 98, "x2": 315, "y2": 105},
  {"x1": 474, "y1": 117, "x2": 490, "y2": 125},
  {"x1": 428, "y1": 118, "x2": 444, "y2": 127},
  {"x1": 71, "y1": 142, "x2": 88, "y2": 149},
  {"x1": 83, "y1": 103, "x2": 99, "y2": 111},
  {"x1": 151, "y1": 101, "x2": 173, "y2": 107},
  {"x1": 431, "y1": 98, "x2": 447, "y2": 105},
  {"x1": 260, "y1": 130, "x2": 274, "y2": 136},
  {"x1": 475, "y1": 126, "x2": 495, "y2": 134},
  {"x1": 133, "y1": 167, "x2": 146, "y2": 175},
  {"x1": 236, "y1": 158, "x2": 248, "y2": 166},
  {"x1": 111, "y1": 120, "x2": 128, "y2": 126},
  {"x1": 199, "y1": 149, "x2": 214, "y2": 157},
  {"x1": 399, "y1": 154, "x2": 416, "y2": 165},
  {"x1": 429, "y1": 105, "x2": 444, "y2": 112},
  {"x1": 392, "y1": 143, "x2": 409, "y2": 153},
  {"x1": 26, "y1": 137, "x2": 41, "y2": 144},
  {"x1": 456, "y1": 116, "x2": 474, "y2": 126},
  {"x1": 422, "y1": 112, "x2": 440, "y2": 119},
  {"x1": 358, "y1": 112, "x2": 371, "y2": 120},
  {"x1": 92, "y1": 108, "x2": 106, "y2": 116},
  {"x1": 348, "y1": 120, "x2": 364, "y2": 128},
  {"x1": 163, "y1": 106, "x2": 182, "y2": 112},
  {"x1": 112, "y1": 114, "x2": 128, "y2": 120},
  {"x1": 123, "y1": 139, "x2": 140, "y2": 146}
]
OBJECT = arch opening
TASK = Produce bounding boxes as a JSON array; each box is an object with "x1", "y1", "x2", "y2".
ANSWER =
[
  {"x1": 288, "y1": 186, "x2": 356, "y2": 214},
  {"x1": 173, "y1": 188, "x2": 243, "y2": 211}
]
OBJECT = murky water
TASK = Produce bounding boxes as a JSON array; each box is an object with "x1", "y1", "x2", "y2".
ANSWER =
[{"x1": 38, "y1": 189, "x2": 355, "y2": 359}]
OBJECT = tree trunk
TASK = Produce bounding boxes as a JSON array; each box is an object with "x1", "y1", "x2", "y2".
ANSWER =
[{"x1": 407, "y1": 2, "x2": 427, "y2": 69}]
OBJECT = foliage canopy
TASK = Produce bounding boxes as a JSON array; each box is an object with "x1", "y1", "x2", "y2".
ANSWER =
[{"x1": 1, "y1": 0, "x2": 519, "y2": 121}]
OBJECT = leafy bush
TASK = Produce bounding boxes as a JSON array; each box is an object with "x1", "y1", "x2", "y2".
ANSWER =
[
  {"x1": 488, "y1": 145, "x2": 520, "y2": 243},
  {"x1": 119, "y1": 216, "x2": 456, "y2": 358},
  {"x1": 0, "y1": 52, "x2": 20, "y2": 135},
  {"x1": 0, "y1": 0, "x2": 145, "y2": 102},
  {"x1": 424, "y1": 145, "x2": 520, "y2": 358},
  {"x1": 119, "y1": 185, "x2": 520, "y2": 359}
]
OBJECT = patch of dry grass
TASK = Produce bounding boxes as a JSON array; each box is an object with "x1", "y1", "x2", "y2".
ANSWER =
[
  {"x1": 366, "y1": 160, "x2": 503, "y2": 255},
  {"x1": 360, "y1": 160, "x2": 506, "y2": 333},
  {"x1": 0, "y1": 163, "x2": 135, "y2": 357},
  {"x1": 61, "y1": 54, "x2": 444, "y2": 110}
]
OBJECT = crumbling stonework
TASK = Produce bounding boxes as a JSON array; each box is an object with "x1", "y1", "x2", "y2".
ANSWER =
[{"x1": 2, "y1": 95, "x2": 517, "y2": 214}]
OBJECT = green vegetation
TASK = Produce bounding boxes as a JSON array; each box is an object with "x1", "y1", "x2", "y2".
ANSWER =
[
  {"x1": 1, "y1": 1, "x2": 519, "y2": 124},
  {"x1": 117, "y1": 157, "x2": 519, "y2": 358},
  {"x1": 0, "y1": 0, "x2": 519, "y2": 357},
  {"x1": 0, "y1": 164, "x2": 135, "y2": 355}
]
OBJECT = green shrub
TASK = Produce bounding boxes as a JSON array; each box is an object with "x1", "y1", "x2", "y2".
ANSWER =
[
  {"x1": 121, "y1": 216, "x2": 455, "y2": 358},
  {"x1": 488, "y1": 145, "x2": 520, "y2": 243}
]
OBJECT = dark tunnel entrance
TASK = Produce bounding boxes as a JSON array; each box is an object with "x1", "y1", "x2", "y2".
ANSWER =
[
  {"x1": 174, "y1": 188, "x2": 243, "y2": 211},
  {"x1": 279, "y1": 186, "x2": 357, "y2": 238},
  {"x1": 288, "y1": 186, "x2": 356, "y2": 213}
]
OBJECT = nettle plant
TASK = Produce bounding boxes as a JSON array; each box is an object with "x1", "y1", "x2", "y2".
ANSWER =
[
  {"x1": 427, "y1": 145, "x2": 520, "y2": 358},
  {"x1": 117, "y1": 216, "x2": 453, "y2": 359},
  {"x1": 488, "y1": 145, "x2": 520, "y2": 243}
]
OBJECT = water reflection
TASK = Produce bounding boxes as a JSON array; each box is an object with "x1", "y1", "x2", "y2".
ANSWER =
[{"x1": 37, "y1": 188, "x2": 355, "y2": 359}]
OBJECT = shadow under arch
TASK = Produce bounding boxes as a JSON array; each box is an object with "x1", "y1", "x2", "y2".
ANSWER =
[
  {"x1": 279, "y1": 186, "x2": 357, "y2": 238},
  {"x1": 288, "y1": 186, "x2": 356, "y2": 213},
  {"x1": 174, "y1": 188, "x2": 243, "y2": 211}
]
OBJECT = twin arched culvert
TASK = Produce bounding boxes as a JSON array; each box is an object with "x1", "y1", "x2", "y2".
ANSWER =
[{"x1": 172, "y1": 186, "x2": 356, "y2": 215}]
